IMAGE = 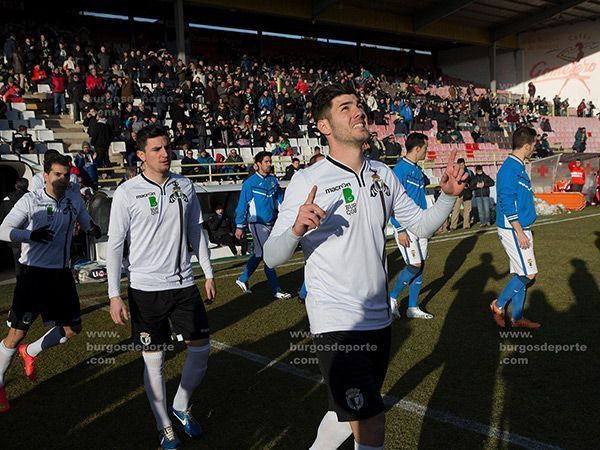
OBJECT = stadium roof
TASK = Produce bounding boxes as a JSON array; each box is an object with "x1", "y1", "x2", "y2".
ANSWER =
[{"x1": 48, "y1": 0, "x2": 600, "y2": 50}]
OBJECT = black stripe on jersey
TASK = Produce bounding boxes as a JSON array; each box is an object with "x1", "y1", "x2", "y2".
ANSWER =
[
  {"x1": 175, "y1": 197, "x2": 184, "y2": 284},
  {"x1": 326, "y1": 155, "x2": 366, "y2": 187},
  {"x1": 141, "y1": 173, "x2": 172, "y2": 195}
]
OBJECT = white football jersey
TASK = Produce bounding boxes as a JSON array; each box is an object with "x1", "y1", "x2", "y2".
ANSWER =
[
  {"x1": 0, "y1": 188, "x2": 94, "y2": 269},
  {"x1": 270, "y1": 156, "x2": 455, "y2": 334},
  {"x1": 106, "y1": 173, "x2": 213, "y2": 298}
]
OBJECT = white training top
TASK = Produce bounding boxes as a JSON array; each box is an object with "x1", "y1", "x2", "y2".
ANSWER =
[
  {"x1": 265, "y1": 156, "x2": 456, "y2": 334},
  {"x1": 106, "y1": 173, "x2": 213, "y2": 299},
  {"x1": 0, "y1": 188, "x2": 94, "y2": 269},
  {"x1": 30, "y1": 172, "x2": 80, "y2": 194}
]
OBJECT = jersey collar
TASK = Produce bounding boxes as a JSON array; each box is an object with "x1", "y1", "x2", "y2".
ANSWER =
[
  {"x1": 141, "y1": 172, "x2": 172, "y2": 194},
  {"x1": 326, "y1": 155, "x2": 367, "y2": 187},
  {"x1": 508, "y1": 154, "x2": 525, "y2": 166}
]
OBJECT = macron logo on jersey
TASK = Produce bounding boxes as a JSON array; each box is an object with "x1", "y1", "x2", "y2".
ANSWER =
[{"x1": 325, "y1": 182, "x2": 351, "y2": 194}]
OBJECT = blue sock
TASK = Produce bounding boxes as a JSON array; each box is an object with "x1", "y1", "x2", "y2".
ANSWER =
[
  {"x1": 391, "y1": 265, "x2": 421, "y2": 299},
  {"x1": 408, "y1": 270, "x2": 424, "y2": 308},
  {"x1": 240, "y1": 255, "x2": 260, "y2": 283},
  {"x1": 299, "y1": 282, "x2": 307, "y2": 299},
  {"x1": 511, "y1": 276, "x2": 531, "y2": 320},
  {"x1": 264, "y1": 264, "x2": 280, "y2": 294},
  {"x1": 497, "y1": 275, "x2": 527, "y2": 309}
]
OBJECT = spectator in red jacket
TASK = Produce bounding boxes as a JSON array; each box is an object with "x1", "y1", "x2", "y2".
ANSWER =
[
  {"x1": 85, "y1": 67, "x2": 105, "y2": 97},
  {"x1": 568, "y1": 159, "x2": 586, "y2": 192},
  {"x1": 51, "y1": 68, "x2": 67, "y2": 115}
]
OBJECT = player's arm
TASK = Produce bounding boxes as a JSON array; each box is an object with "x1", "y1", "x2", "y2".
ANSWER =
[
  {"x1": 106, "y1": 188, "x2": 131, "y2": 325},
  {"x1": 75, "y1": 196, "x2": 102, "y2": 238},
  {"x1": 0, "y1": 194, "x2": 53, "y2": 244},
  {"x1": 187, "y1": 183, "x2": 216, "y2": 302},
  {"x1": 234, "y1": 180, "x2": 251, "y2": 239},
  {"x1": 264, "y1": 171, "x2": 324, "y2": 268}
]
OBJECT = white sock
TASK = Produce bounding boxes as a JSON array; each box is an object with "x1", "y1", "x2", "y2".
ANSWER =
[
  {"x1": 354, "y1": 443, "x2": 384, "y2": 450},
  {"x1": 0, "y1": 340, "x2": 17, "y2": 387},
  {"x1": 143, "y1": 351, "x2": 171, "y2": 430},
  {"x1": 309, "y1": 411, "x2": 352, "y2": 450},
  {"x1": 26, "y1": 327, "x2": 66, "y2": 357},
  {"x1": 172, "y1": 343, "x2": 210, "y2": 411}
]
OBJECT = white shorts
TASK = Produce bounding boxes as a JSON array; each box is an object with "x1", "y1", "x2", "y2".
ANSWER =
[
  {"x1": 497, "y1": 228, "x2": 538, "y2": 276},
  {"x1": 394, "y1": 229, "x2": 428, "y2": 265}
]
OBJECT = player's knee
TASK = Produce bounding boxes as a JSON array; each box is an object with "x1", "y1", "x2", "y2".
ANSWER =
[
  {"x1": 411, "y1": 262, "x2": 422, "y2": 268},
  {"x1": 63, "y1": 324, "x2": 82, "y2": 338},
  {"x1": 353, "y1": 413, "x2": 386, "y2": 446},
  {"x1": 526, "y1": 274, "x2": 536, "y2": 281},
  {"x1": 4, "y1": 328, "x2": 27, "y2": 348}
]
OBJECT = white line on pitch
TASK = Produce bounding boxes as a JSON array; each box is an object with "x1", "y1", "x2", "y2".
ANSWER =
[{"x1": 210, "y1": 340, "x2": 564, "y2": 450}]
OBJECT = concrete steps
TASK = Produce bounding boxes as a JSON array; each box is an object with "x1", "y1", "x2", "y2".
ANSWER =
[{"x1": 38, "y1": 114, "x2": 89, "y2": 151}]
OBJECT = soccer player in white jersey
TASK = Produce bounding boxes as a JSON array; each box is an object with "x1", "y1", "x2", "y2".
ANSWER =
[
  {"x1": 0, "y1": 153, "x2": 101, "y2": 413},
  {"x1": 264, "y1": 84, "x2": 467, "y2": 450},
  {"x1": 106, "y1": 125, "x2": 216, "y2": 450},
  {"x1": 491, "y1": 126, "x2": 541, "y2": 328},
  {"x1": 29, "y1": 149, "x2": 80, "y2": 194}
]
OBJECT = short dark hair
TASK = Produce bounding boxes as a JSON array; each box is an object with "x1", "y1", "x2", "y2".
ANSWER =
[
  {"x1": 43, "y1": 153, "x2": 70, "y2": 174},
  {"x1": 405, "y1": 132, "x2": 428, "y2": 152},
  {"x1": 475, "y1": 165, "x2": 483, "y2": 171},
  {"x1": 254, "y1": 151, "x2": 272, "y2": 164},
  {"x1": 512, "y1": 126, "x2": 537, "y2": 150},
  {"x1": 312, "y1": 83, "x2": 358, "y2": 121},
  {"x1": 43, "y1": 149, "x2": 61, "y2": 162},
  {"x1": 136, "y1": 124, "x2": 170, "y2": 152},
  {"x1": 15, "y1": 177, "x2": 28, "y2": 192},
  {"x1": 292, "y1": 157, "x2": 300, "y2": 163},
  {"x1": 457, "y1": 158, "x2": 466, "y2": 164}
]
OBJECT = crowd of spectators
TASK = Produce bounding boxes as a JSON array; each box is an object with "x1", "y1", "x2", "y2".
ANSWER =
[{"x1": 1, "y1": 29, "x2": 599, "y2": 191}]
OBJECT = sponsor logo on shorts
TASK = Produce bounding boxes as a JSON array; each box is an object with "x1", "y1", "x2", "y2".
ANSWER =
[
  {"x1": 140, "y1": 332, "x2": 152, "y2": 346},
  {"x1": 345, "y1": 388, "x2": 364, "y2": 411}
]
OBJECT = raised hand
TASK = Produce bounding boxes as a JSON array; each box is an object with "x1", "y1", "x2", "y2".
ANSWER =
[
  {"x1": 292, "y1": 185, "x2": 326, "y2": 237},
  {"x1": 440, "y1": 149, "x2": 468, "y2": 196}
]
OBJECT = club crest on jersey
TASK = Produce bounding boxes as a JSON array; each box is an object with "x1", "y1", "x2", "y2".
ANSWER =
[
  {"x1": 140, "y1": 332, "x2": 152, "y2": 346},
  {"x1": 169, "y1": 181, "x2": 189, "y2": 203},
  {"x1": 369, "y1": 172, "x2": 390, "y2": 197},
  {"x1": 63, "y1": 198, "x2": 76, "y2": 215},
  {"x1": 345, "y1": 388, "x2": 364, "y2": 411}
]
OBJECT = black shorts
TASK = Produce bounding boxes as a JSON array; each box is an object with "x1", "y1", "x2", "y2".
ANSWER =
[
  {"x1": 8, "y1": 265, "x2": 81, "y2": 331},
  {"x1": 128, "y1": 284, "x2": 209, "y2": 349},
  {"x1": 313, "y1": 326, "x2": 391, "y2": 422}
]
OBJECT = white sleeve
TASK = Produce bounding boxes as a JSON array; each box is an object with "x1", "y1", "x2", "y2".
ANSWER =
[
  {"x1": 0, "y1": 195, "x2": 33, "y2": 243},
  {"x1": 186, "y1": 183, "x2": 214, "y2": 279},
  {"x1": 106, "y1": 188, "x2": 130, "y2": 299},
  {"x1": 30, "y1": 174, "x2": 44, "y2": 191},
  {"x1": 390, "y1": 173, "x2": 456, "y2": 238},
  {"x1": 264, "y1": 170, "x2": 309, "y2": 268}
]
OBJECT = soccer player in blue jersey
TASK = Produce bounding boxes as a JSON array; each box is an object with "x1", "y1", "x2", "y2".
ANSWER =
[
  {"x1": 235, "y1": 151, "x2": 291, "y2": 299},
  {"x1": 491, "y1": 126, "x2": 541, "y2": 328},
  {"x1": 389, "y1": 133, "x2": 434, "y2": 319}
]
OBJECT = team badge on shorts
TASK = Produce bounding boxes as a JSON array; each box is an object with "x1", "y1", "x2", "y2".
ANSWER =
[
  {"x1": 22, "y1": 312, "x2": 33, "y2": 325},
  {"x1": 140, "y1": 332, "x2": 152, "y2": 345},
  {"x1": 345, "y1": 388, "x2": 364, "y2": 411},
  {"x1": 527, "y1": 258, "x2": 533, "y2": 267}
]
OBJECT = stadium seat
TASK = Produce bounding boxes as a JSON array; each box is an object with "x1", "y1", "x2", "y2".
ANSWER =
[
  {"x1": 21, "y1": 110, "x2": 35, "y2": 120},
  {"x1": 12, "y1": 120, "x2": 29, "y2": 130},
  {"x1": 110, "y1": 141, "x2": 127, "y2": 154},
  {"x1": 6, "y1": 110, "x2": 20, "y2": 121},
  {"x1": 239, "y1": 147, "x2": 254, "y2": 162},
  {"x1": 37, "y1": 84, "x2": 51, "y2": 94},
  {"x1": 28, "y1": 119, "x2": 46, "y2": 130},
  {"x1": 9, "y1": 102, "x2": 26, "y2": 112},
  {"x1": 0, "y1": 120, "x2": 9, "y2": 130},
  {"x1": 35, "y1": 130, "x2": 55, "y2": 142},
  {"x1": 0, "y1": 130, "x2": 14, "y2": 142}
]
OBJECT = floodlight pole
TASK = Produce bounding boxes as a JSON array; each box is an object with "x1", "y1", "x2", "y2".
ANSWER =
[
  {"x1": 489, "y1": 41, "x2": 497, "y2": 93},
  {"x1": 174, "y1": 0, "x2": 187, "y2": 64}
]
